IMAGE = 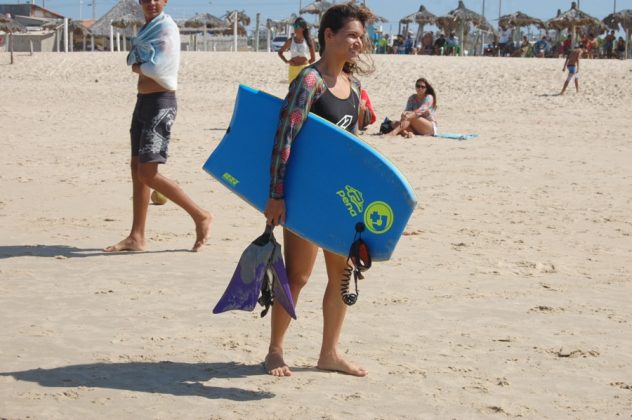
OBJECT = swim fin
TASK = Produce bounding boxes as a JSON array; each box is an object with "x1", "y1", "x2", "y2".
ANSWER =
[{"x1": 213, "y1": 225, "x2": 297, "y2": 319}]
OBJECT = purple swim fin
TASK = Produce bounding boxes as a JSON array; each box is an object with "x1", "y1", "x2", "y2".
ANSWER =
[
  {"x1": 213, "y1": 226, "x2": 297, "y2": 319},
  {"x1": 269, "y1": 243, "x2": 297, "y2": 319}
]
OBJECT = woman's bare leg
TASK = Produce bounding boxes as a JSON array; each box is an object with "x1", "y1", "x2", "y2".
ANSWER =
[
  {"x1": 316, "y1": 250, "x2": 368, "y2": 376},
  {"x1": 265, "y1": 229, "x2": 318, "y2": 376},
  {"x1": 388, "y1": 119, "x2": 411, "y2": 137},
  {"x1": 408, "y1": 117, "x2": 435, "y2": 136}
]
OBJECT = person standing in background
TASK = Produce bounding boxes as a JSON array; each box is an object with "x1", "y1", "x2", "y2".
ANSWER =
[{"x1": 277, "y1": 17, "x2": 316, "y2": 83}]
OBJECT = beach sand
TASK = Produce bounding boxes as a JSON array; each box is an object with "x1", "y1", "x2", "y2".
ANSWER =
[{"x1": 1, "y1": 52, "x2": 631, "y2": 419}]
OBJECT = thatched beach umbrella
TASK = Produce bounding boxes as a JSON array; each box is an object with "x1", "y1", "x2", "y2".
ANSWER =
[
  {"x1": 1, "y1": 14, "x2": 27, "y2": 64},
  {"x1": 603, "y1": 9, "x2": 632, "y2": 58},
  {"x1": 222, "y1": 10, "x2": 250, "y2": 52},
  {"x1": 184, "y1": 12, "x2": 225, "y2": 29},
  {"x1": 184, "y1": 12, "x2": 226, "y2": 51},
  {"x1": 42, "y1": 19, "x2": 92, "y2": 51},
  {"x1": 91, "y1": 0, "x2": 144, "y2": 51},
  {"x1": 499, "y1": 11, "x2": 546, "y2": 30},
  {"x1": 300, "y1": 1, "x2": 333, "y2": 24},
  {"x1": 400, "y1": 5, "x2": 436, "y2": 43},
  {"x1": 436, "y1": 0, "x2": 493, "y2": 55},
  {"x1": 546, "y1": 2, "x2": 603, "y2": 47},
  {"x1": 111, "y1": 13, "x2": 144, "y2": 32}
]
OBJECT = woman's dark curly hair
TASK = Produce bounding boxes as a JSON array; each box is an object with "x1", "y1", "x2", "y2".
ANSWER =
[
  {"x1": 317, "y1": 2, "x2": 375, "y2": 76},
  {"x1": 293, "y1": 17, "x2": 311, "y2": 46},
  {"x1": 416, "y1": 77, "x2": 437, "y2": 109}
]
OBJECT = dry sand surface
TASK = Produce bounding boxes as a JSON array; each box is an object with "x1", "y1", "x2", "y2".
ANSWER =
[{"x1": 1, "y1": 51, "x2": 631, "y2": 419}]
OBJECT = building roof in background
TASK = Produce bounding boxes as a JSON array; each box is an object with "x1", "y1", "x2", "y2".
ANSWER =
[{"x1": 0, "y1": 3, "x2": 64, "y2": 20}]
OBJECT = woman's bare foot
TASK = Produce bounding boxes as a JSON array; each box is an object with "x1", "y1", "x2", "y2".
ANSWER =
[
  {"x1": 192, "y1": 212, "x2": 213, "y2": 252},
  {"x1": 402, "y1": 130, "x2": 415, "y2": 139},
  {"x1": 103, "y1": 236, "x2": 145, "y2": 252},
  {"x1": 265, "y1": 351, "x2": 292, "y2": 377},
  {"x1": 317, "y1": 351, "x2": 368, "y2": 377}
]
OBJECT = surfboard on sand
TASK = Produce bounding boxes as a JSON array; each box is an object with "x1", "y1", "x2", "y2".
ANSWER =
[{"x1": 203, "y1": 85, "x2": 417, "y2": 262}]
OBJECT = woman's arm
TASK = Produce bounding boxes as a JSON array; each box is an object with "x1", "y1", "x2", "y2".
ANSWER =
[
  {"x1": 308, "y1": 39, "x2": 316, "y2": 64},
  {"x1": 412, "y1": 95, "x2": 434, "y2": 117},
  {"x1": 269, "y1": 69, "x2": 325, "y2": 200},
  {"x1": 277, "y1": 38, "x2": 291, "y2": 63},
  {"x1": 266, "y1": 70, "x2": 325, "y2": 225}
]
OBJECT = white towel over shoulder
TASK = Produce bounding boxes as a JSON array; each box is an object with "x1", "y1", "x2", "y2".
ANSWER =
[{"x1": 127, "y1": 13, "x2": 180, "y2": 91}]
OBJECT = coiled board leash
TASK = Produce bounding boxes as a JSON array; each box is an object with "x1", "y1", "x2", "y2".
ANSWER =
[{"x1": 341, "y1": 223, "x2": 372, "y2": 305}]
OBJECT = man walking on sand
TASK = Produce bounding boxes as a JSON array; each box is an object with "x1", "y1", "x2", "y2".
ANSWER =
[
  {"x1": 560, "y1": 45, "x2": 584, "y2": 95},
  {"x1": 105, "y1": 0, "x2": 212, "y2": 252}
]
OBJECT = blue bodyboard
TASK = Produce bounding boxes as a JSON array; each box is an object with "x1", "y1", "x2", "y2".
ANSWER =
[{"x1": 203, "y1": 85, "x2": 417, "y2": 261}]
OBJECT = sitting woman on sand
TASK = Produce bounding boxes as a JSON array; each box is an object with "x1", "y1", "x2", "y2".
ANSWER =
[{"x1": 388, "y1": 77, "x2": 437, "y2": 138}]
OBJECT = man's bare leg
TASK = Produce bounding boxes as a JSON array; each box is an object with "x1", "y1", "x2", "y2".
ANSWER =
[
  {"x1": 265, "y1": 229, "x2": 318, "y2": 376},
  {"x1": 104, "y1": 157, "x2": 149, "y2": 252},
  {"x1": 575, "y1": 78, "x2": 579, "y2": 93},
  {"x1": 105, "y1": 160, "x2": 212, "y2": 252},
  {"x1": 560, "y1": 80, "x2": 570, "y2": 95},
  {"x1": 136, "y1": 162, "x2": 212, "y2": 252},
  {"x1": 316, "y1": 250, "x2": 368, "y2": 377}
]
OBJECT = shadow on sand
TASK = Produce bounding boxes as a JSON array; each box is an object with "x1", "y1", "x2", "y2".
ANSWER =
[
  {"x1": 0, "y1": 245, "x2": 190, "y2": 259},
  {"x1": 0, "y1": 361, "x2": 274, "y2": 401}
]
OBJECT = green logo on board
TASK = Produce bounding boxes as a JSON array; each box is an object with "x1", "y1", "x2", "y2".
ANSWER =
[
  {"x1": 222, "y1": 172, "x2": 239, "y2": 186},
  {"x1": 364, "y1": 201, "x2": 394, "y2": 234},
  {"x1": 336, "y1": 185, "x2": 364, "y2": 217}
]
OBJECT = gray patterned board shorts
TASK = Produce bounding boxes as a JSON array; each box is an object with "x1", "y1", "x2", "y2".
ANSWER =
[{"x1": 130, "y1": 91, "x2": 177, "y2": 164}]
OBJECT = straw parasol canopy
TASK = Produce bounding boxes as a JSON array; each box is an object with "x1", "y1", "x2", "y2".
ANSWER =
[
  {"x1": 224, "y1": 10, "x2": 251, "y2": 27},
  {"x1": 603, "y1": 9, "x2": 632, "y2": 58},
  {"x1": 545, "y1": 2, "x2": 602, "y2": 31},
  {"x1": 267, "y1": 13, "x2": 308, "y2": 32},
  {"x1": 184, "y1": 12, "x2": 225, "y2": 29},
  {"x1": 400, "y1": 5, "x2": 436, "y2": 25},
  {"x1": 546, "y1": 2, "x2": 604, "y2": 46},
  {"x1": 300, "y1": 1, "x2": 333, "y2": 16},
  {"x1": 603, "y1": 9, "x2": 632, "y2": 31},
  {"x1": 220, "y1": 10, "x2": 250, "y2": 36},
  {"x1": 91, "y1": 0, "x2": 144, "y2": 37},
  {"x1": 436, "y1": 1, "x2": 493, "y2": 55},
  {"x1": 42, "y1": 19, "x2": 92, "y2": 36},
  {"x1": 436, "y1": 1, "x2": 493, "y2": 31},
  {"x1": 300, "y1": 0, "x2": 333, "y2": 24},
  {"x1": 110, "y1": 13, "x2": 144, "y2": 30},
  {"x1": 499, "y1": 11, "x2": 546, "y2": 30},
  {"x1": 1, "y1": 14, "x2": 27, "y2": 64},
  {"x1": 400, "y1": 5, "x2": 436, "y2": 46},
  {"x1": 0, "y1": 13, "x2": 26, "y2": 33}
]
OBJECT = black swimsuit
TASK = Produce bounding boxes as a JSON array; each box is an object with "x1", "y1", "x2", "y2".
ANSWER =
[{"x1": 311, "y1": 87, "x2": 359, "y2": 133}]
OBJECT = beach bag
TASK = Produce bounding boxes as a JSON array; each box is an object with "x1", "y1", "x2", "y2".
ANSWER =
[{"x1": 379, "y1": 117, "x2": 394, "y2": 134}]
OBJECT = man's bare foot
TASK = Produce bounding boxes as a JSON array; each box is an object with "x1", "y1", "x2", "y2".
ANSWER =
[
  {"x1": 317, "y1": 352, "x2": 368, "y2": 377},
  {"x1": 265, "y1": 351, "x2": 291, "y2": 377},
  {"x1": 192, "y1": 212, "x2": 213, "y2": 252},
  {"x1": 103, "y1": 236, "x2": 145, "y2": 252}
]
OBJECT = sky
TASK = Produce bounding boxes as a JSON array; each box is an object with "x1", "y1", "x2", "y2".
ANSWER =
[{"x1": 3, "y1": 0, "x2": 631, "y2": 32}]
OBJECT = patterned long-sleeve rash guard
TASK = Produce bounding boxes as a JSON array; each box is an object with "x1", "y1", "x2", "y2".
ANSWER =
[{"x1": 269, "y1": 66, "x2": 361, "y2": 199}]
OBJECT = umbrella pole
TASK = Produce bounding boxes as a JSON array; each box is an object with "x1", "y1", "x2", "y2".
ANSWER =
[
  {"x1": 459, "y1": 20, "x2": 464, "y2": 56},
  {"x1": 233, "y1": 11, "x2": 238, "y2": 52},
  {"x1": 10, "y1": 33, "x2": 14, "y2": 64}
]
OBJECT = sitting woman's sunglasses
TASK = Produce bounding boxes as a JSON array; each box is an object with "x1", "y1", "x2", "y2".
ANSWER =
[{"x1": 416, "y1": 84, "x2": 427, "y2": 89}]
